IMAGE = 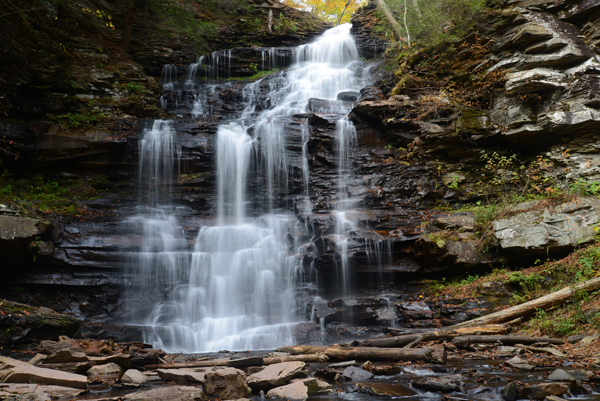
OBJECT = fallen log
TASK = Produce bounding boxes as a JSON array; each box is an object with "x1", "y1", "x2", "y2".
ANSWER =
[
  {"x1": 147, "y1": 353, "x2": 327, "y2": 369},
  {"x1": 277, "y1": 345, "x2": 446, "y2": 364},
  {"x1": 449, "y1": 277, "x2": 600, "y2": 329},
  {"x1": 452, "y1": 335, "x2": 563, "y2": 348},
  {"x1": 349, "y1": 324, "x2": 510, "y2": 348}
]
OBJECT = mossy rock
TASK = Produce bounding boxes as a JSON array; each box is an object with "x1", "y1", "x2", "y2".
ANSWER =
[{"x1": 0, "y1": 299, "x2": 81, "y2": 345}]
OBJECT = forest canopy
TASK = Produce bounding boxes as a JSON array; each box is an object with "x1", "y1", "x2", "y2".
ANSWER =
[{"x1": 280, "y1": 0, "x2": 360, "y2": 24}]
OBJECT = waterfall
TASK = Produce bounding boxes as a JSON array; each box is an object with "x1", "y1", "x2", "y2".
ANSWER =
[
  {"x1": 132, "y1": 24, "x2": 373, "y2": 352},
  {"x1": 161, "y1": 65, "x2": 178, "y2": 91}
]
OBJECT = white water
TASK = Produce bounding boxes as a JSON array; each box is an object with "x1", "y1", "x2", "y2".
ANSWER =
[{"x1": 135, "y1": 24, "x2": 373, "y2": 352}]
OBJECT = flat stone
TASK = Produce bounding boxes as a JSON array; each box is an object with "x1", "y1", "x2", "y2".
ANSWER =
[
  {"x1": 411, "y1": 377, "x2": 461, "y2": 393},
  {"x1": 123, "y1": 386, "x2": 206, "y2": 401},
  {"x1": 247, "y1": 361, "x2": 305, "y2": 391},
  {"x1": 362, "y1": 363, "x2": 401, "y2": 375},
  {"x1": 356, "y1": 382, "x2": 417, "y2": 397},
  {"x1": 87, "y1": 354, "x2": 131, "y2": 370},
  {"x1": 0, "y1": 383, "x2": 85, "y2": 401},
  {"x1": 87, "y1": 362, "x2": 123, "y2": 380},
  {"x1": 267, "y1": 378, "x2": 334, "y2": 401},
  {"x1": 157, "y1": 368, "x2": 211, "y2": 383},
  {"x1": 517, "y1": 382, "x2": 570, "y2": 399},
  {"x1": 342, "y1": 366, "x2": 373, "y2": 381},
  {"x1": 44, "y1": 350, "x2": 89, "y2": 364},
  {"x1": 41, "y1": 362, "x2": 91, "y2": 374},
  {"x1": 497, "y1": 346, "x2": 521, "y2": 354},
  {"x1": 202, "y1": 367, "x2": 250, "y2": 399},
  {"x1": 566, "y1": 335, "x2": 585, "y2": 344},
  {"x1": 0, "y1": 356, "x2": 87, "y2": 389},
  {"x1": 293, "y1": 378, "x2": 334, "y2": 395},
  {"x1": 267, "y1": 381, "x2": 309, "y2": 401},
  {"x1": 121, "y1": 369, "x2": 147, "y2": 384},
  {"x1": 580, "y1": 334, "x2": 599, "y2": 345},
  {"x1": 506, "y1": 356, "x2": 536, "y2": 371}
]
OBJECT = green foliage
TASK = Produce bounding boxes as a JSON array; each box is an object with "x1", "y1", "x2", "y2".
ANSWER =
[
  {"x1": 376, "y1": 0, "x2": 487, "y2": 46},
  {"x1": 0, "y1": 172, "x2": 103, "y2": 215},
  {"x1": 48, "y1": 106, "x2": 105, "y2": 128},
  {"x1": 273, "y1": 12, "x2": 298, "y2": 34},
  {"x1": 506, "y1": 271, "x2": 544, "y2": 291},
  {"x1": 530, "y1": 294, "x2": 599, "y2": 337},
  {"x1": 227, "y1": 68, "x2": 280, "y2": 82},
  {"x1": 461, "y1": 274, "x2": 480, "y2": 285},
  {"x1": 570, "y1": 179, "x2": 600, "y2": 196},
  {"x1": 146, "y1": 0, "x2": 216, "y2": 52},
  {"x1": 126, "y1": 82, "x2": 144, "y2": 93}
]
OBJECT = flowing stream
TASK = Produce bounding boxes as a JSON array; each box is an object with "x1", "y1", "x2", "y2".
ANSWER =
[{"x1": 130, "y1": 24, "x2": 374, "y2": 352}]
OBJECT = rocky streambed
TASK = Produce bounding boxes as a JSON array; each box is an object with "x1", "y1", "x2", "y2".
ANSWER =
[{"x1": 2, "y1": 330, "x2": 600, "y2": 401}]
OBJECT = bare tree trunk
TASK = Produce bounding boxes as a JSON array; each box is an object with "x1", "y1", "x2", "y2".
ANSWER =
[
  {"x1": 374, "y1": 0, "x2": 404, "y2": 41},
  {"x1": 277, "y1": 345, "x2": 446, "y2": 363},
  {"x1": 148, "y1": 353, "x2": 328, "y2": 369},
  {"x1": 267, "y1": 9, "x2": 273, "y2": 34},
  {"x1": 412, "y1": 0, "x2": 422, "y2": 19},
  {"x1": 121, "y1": 0, "x2": 135, "y2": 53},
  {"x1": 451, "y1": 335, "x2": 563, "y2": 348},
  {"x1": 350, "y1": 324, "x2": 510, "y2": 348},
  {"x1": 450, "y1": 277, "x2": 600, "y2": 329},
  {"x1": 337, "y1": 0, "x2": 352, "y2": 25},
  {"x1": 403, "y1": 0, "x2": 411, "y2": 46}
]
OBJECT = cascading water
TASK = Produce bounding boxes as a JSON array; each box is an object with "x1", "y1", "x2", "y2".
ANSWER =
[{"x1": 132, "y1": 24, "x2": 376, "y2": 352}]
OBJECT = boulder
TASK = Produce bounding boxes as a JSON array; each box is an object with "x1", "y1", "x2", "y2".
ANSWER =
[
  {"x1": 123, "y1": 386, "x2": 206, "y2": 401},
  {"x1": 121, "y1": 369, "x2": 148, "y2": 384},
  {"x1": 87, "y1": 362, "x2": 123, "y2": 380},
  {"x1": 0, "y1": 356, "x2": 87, "y2": 389},
  {"x1": 342, "y1": 366, "x2": 373, "y2": 381},
  {"x1": 501, "y1": 382, "x2": 517, "y2": 401},
  {"x1": 517, "y1": 382, "x2": 570, "y2": 399},
  {"x1": 547, "y1": 369, "x2": 580, "y2": 383},
  {"x1": 337, "y1": 91, "x2": 361, "y2": 102},
  {"x1": 202, "y1": 367, "x2": 251, "y2": 399},
  {"x1": 247, "y1": 361, "x2": 306, "y2": 391}
]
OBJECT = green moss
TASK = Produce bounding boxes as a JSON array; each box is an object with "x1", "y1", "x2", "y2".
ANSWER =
[{"x1": 227, "y1": 68, "x2": 280, "y2": 82}]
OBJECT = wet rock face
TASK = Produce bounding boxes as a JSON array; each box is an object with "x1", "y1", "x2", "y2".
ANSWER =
[{"x1": 350, "y1": 2, "x2": 388, "y2": 60}]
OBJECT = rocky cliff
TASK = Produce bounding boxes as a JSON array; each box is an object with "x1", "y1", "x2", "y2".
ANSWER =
[{"x1": 0, "y1": 0, "x2": 599, "y2": 342}]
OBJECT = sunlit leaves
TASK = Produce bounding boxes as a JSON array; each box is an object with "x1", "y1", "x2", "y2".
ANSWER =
[{"x1": 280, "y1": 0, "x2": 360, "y2": 24}]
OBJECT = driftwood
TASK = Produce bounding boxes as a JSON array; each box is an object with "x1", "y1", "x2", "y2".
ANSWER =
[
  {"x1": 350, "y1": 324, "x2": 510, "y2": 348},
  {"x1": 451, "y1": 335, "x2": 563, "y2": 348},
  {"x1": 450, "y1": 277, "x2": 600, "y2": 328},
  {"x1": 148, "y1": 353, "x2": 327, "y2": 369},
  {"x1": 277, "y1": 345, "x2": 446, "y2": 364}
]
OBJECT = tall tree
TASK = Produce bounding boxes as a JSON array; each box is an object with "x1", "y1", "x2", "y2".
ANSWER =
[
  {"x1": 121, "y1": 0, "x2": 135, "y2": 52},
  {"x1": 374, "y1": 0, "x2": 403, "y2": 41}
]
